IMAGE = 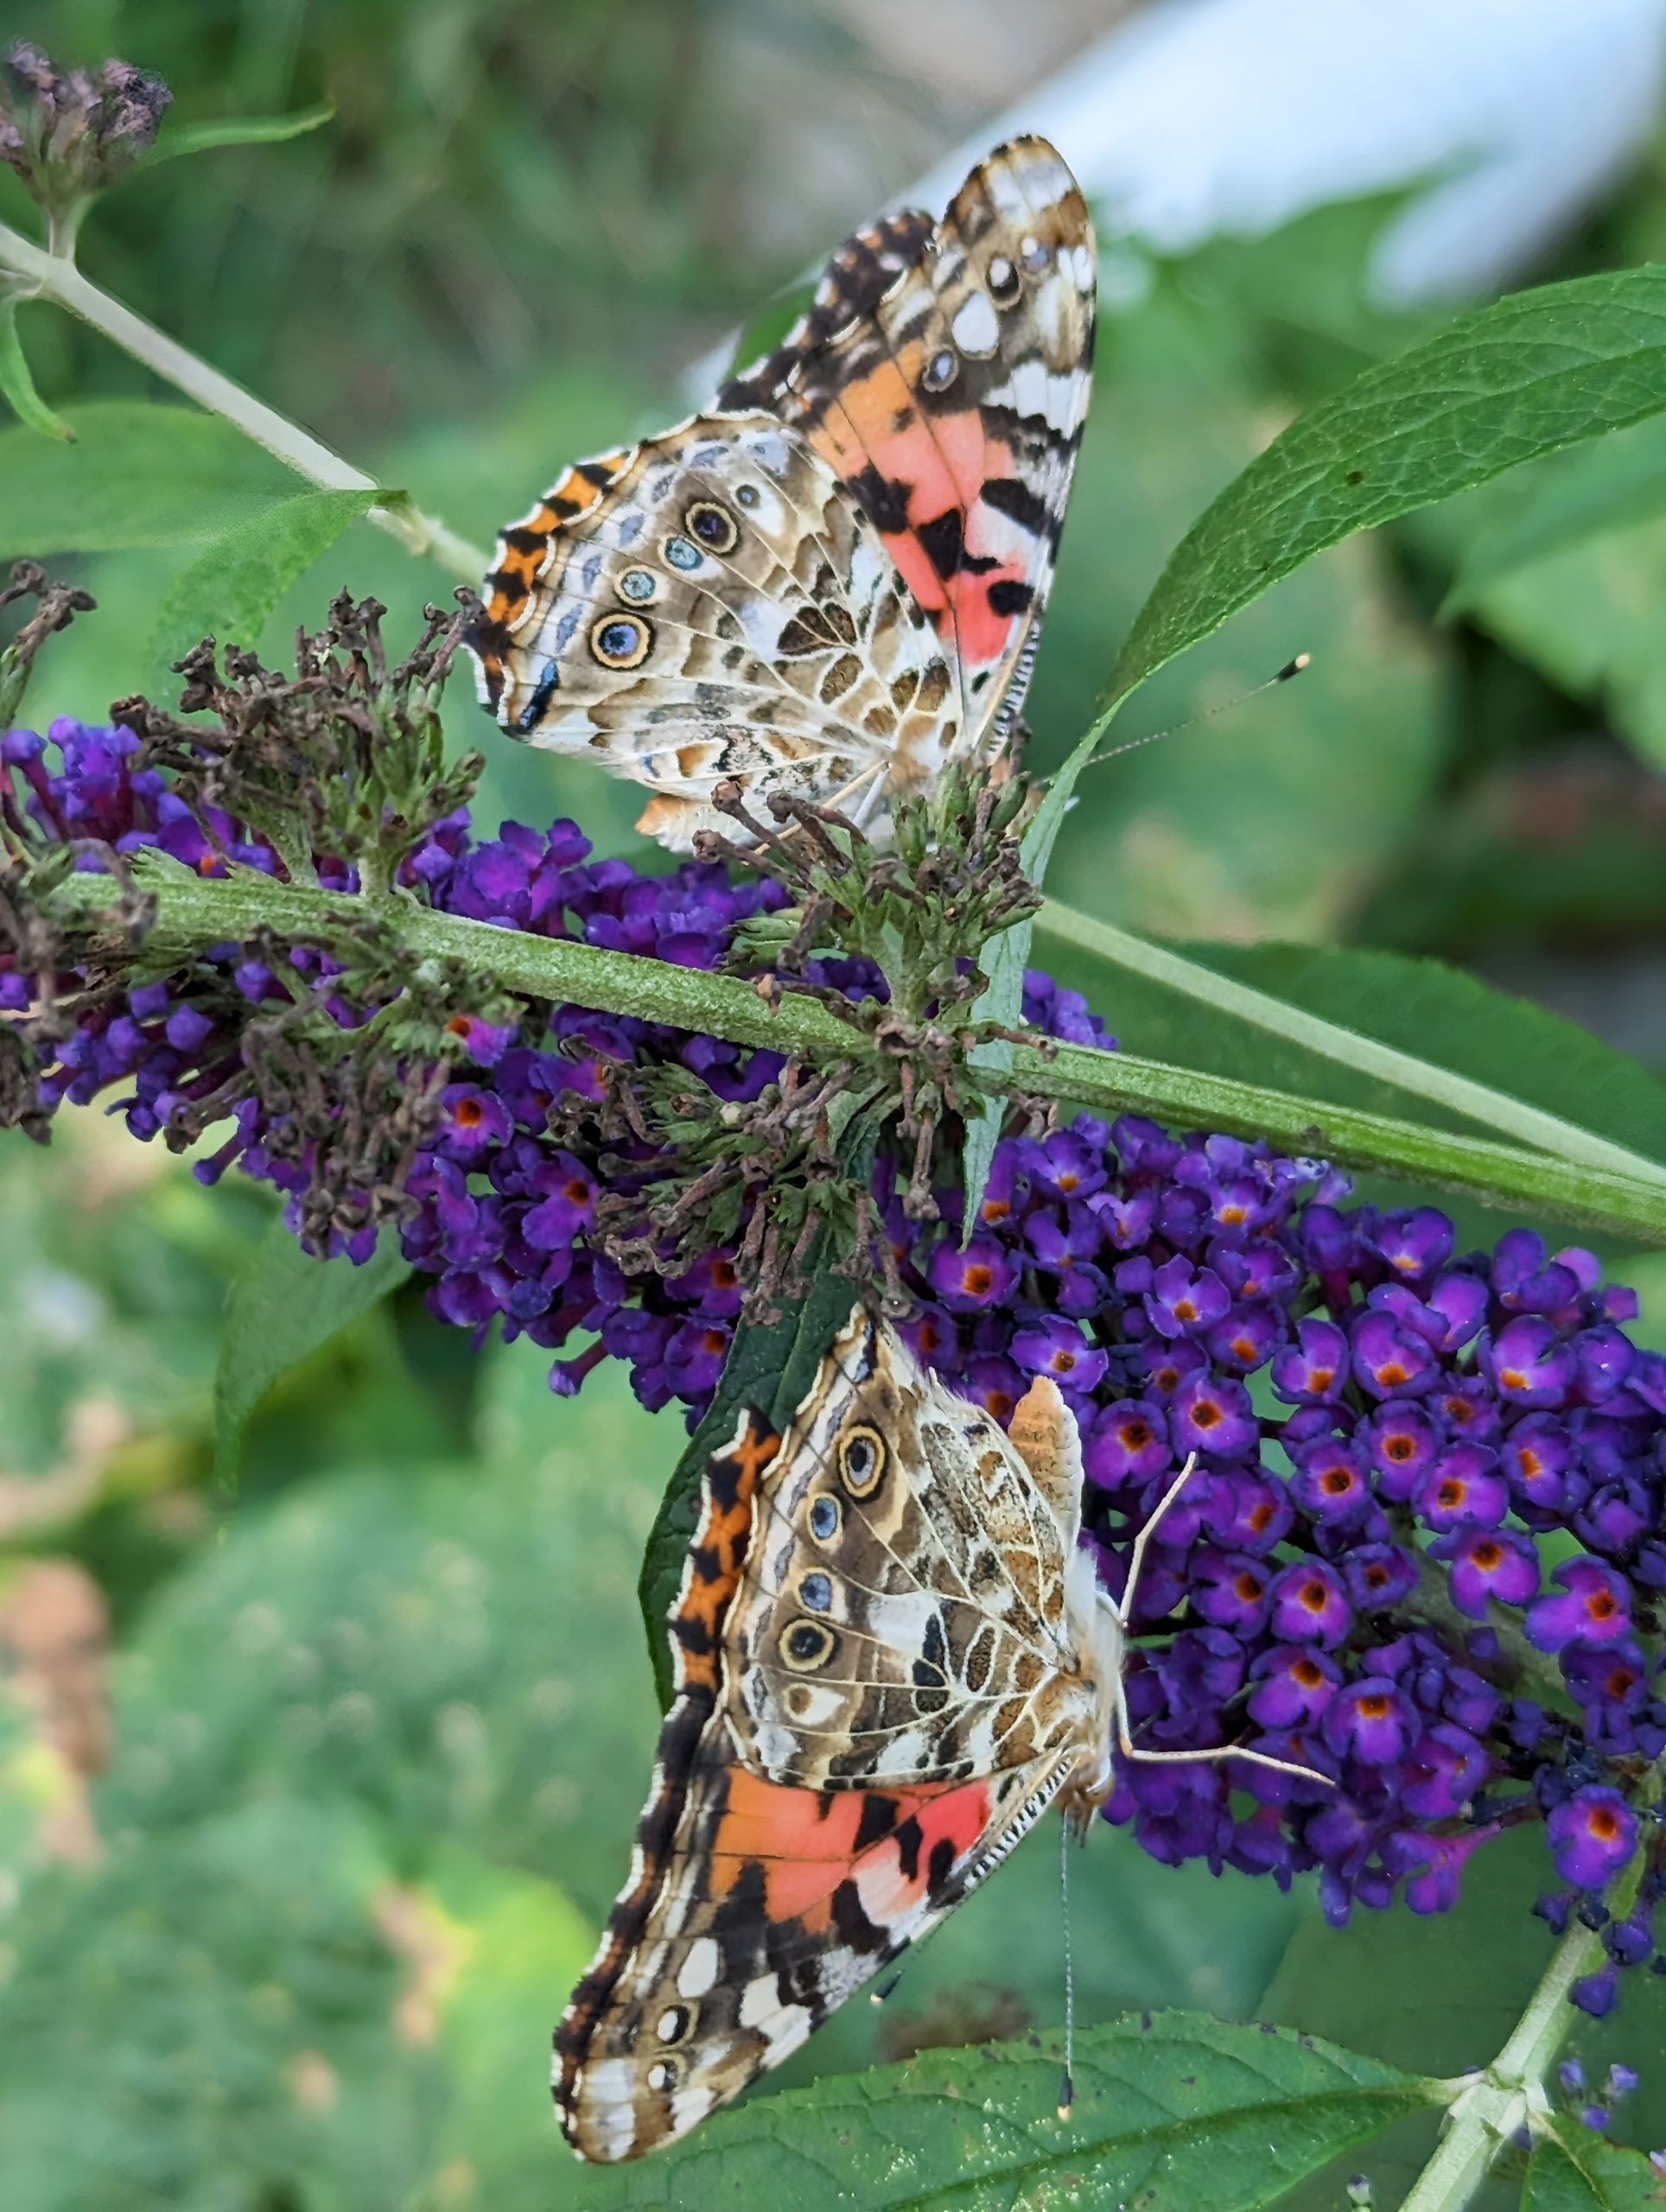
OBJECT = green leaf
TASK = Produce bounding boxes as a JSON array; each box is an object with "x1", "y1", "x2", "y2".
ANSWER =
[
  {"x1": 568, "y1": 2011, "x2": 1442, "y2": 2210},
  {"x1": 146, "y1": 486, "x2": 380, "y2": 687},
  {"x1": 0, "y1": 399, "x2": 296, "y2": 552},
  {"x1": 1523, "y1": 2125, "x2": 1662, "y2": 2211},
  {"x1": 0, "y1": 298, "x2": 73, "y2": 440},
  {"x1": 143, "y1": 99, "x2": 336, "y2": 165},
  {"x1": 1033, "y1": 908, "x2": 1666, "y2": 1184},
  {"x1": 1110, "y1": 264, "x2": 1666, "y2": 711},
  {"x1": 1444, "y1": 412, "x2": 1666, "y2": 612},
  {"x1": 213, "y1": 1216, "x2": 411, "y2": 1481},
  {"x1": 636, "y1": 1243, "x2": 861, "y2": 1710}
]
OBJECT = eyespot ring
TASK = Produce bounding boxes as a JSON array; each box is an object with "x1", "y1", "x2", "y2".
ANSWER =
[
  {"x1": 779, "y1": 1617, "x2": 838, "y2": 1672},
  {"x1": 922, "y1": 349, "x2": 958, "y2": 394},
  {"x1": 589, "y1": 613, "x2": 653, "y2": 669},
  {"x1": 735, "y1": 483, "x2": 761, "y2": 508},
  {"x1": 838, "y1": 1423, "x2": 886, "y2": 1498},
  {"x1": 986, "y1": 254, "x2": 1021, "y2": 304},
  {"x1": 807, "y1": 1492, "x2": 842, "y2": 1542},
  {"x1": 686, "y1": 499, "x2": 740, "y2": 554},
  {"x1": 798, "y1": 1571, "x2": 833, "y2": 1612},
  {"x1": 617, "y1": 567, "x2": 658, "y2": 603},
  {"x1": 664, "y1": 534, "x2": 703, "y2": 570}
]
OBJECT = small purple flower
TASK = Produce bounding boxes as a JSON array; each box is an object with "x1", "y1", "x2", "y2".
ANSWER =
[
  {"x1": 961, "y1": 1354, "x2": 1026, "y2": 1425},
  {"x1": 1189, "y1": 1548, "x2": 1275, "y2": 1635},
  {"x1": 1414, "y1": 1444, "x2": 1509, "y2": 1534},
  {"x1": 1561, "y1": 1640, "x2": 1649, "y2": 1742},
  {"x1": 1482, "y1": 1315, "x2": 1578, "y2": 1409},
  {"x1": 442, "y1": 1010, "x2": 519, "y2": 1065},
  {"x1": 1428, "y1": 1526, "x2": 1541, "y2": 1618},
  {"x1": 1547, "y1": 1788, "x2": 1637, "y2": 1890},
  {"x1": 1499, "y1": 1414, "x2": 1574, "y2": 1512},
  {"x1": 1170, "y1": 1371, "x2": 1258, "y2": 1459},
  {"x1": 1267, "y1": 1560, "x2": 1353, "y2": 1648},
  {"x1": 1205, "y1": 1303, "x2": 1284, "y2": 1375},
  {"x1": 1399, "y1": 1724, "x2": 1488, "y2": 1817},
  {"x1": 927, "y1": 1232, "x2": 1017, "y2": 1313},
  {"x1": 1351, "y1": 1309, "x2": 1439, "y2": 1401},
  {"x1": 1010, "y1": 1316, "x2": 1110, "y2": 1394},
  {"x1": 1200, "y1": 1471, "x2": 1293, "y2": 1554},
  {"x1": 1248, "y1": 1644, "x2": 1341, "y2": 1729},
  {"x1": 1369, "y1": 1206, "x2": 1454, "y2": 1284},
  {"x1": 1270, "y1": 1318, "x2": 1349, "y2": 1405},
  {"x1": 1323, "y1": 1677, "x2": 1416, "y2": 1765},
  {"x1": 1571, "y1": 1968, "x2": 1620, "y2": 2018},
  {"x1": 1361, "y1": 1400, "x2": 1443, "y2": 1501},
  {"x1": 1526, "y1": 1560, "x2": 1632, "y2": 1653},
  {"x1": 520, "y1": 1152, "x2": 599, "y2": 1249},
  {"x1": 1342, "y1": 1543, "x2": 1419, "y2": 1613},
  {"x1": 664, "y1": 1319, "x2": 733, "y2": 1403},
  {"x1": 1290, "y1": 1435, "x2": 1374, "y2": 1527},
  {"x1": 1144, "y1": 1255, "x2": 1230, "y2": 1341},
  {"x1": 1085, "y1": 1399, "x2": 1172, "y2": 1491}
]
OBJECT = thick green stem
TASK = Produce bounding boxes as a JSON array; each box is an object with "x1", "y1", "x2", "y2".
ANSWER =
[
  {"x1": 1399, "y1": 1760, "x2": 1663, "y2": 2212},
  {"x1": 0, "y1": 219, "x2": 491, "y2": 583},
  {"x1": 50, "y1": 861, "x2": 1666, "y2": 1248}
]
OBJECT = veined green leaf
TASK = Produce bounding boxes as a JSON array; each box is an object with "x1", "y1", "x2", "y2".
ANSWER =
[
  {"x1": 0, "y1": 298, "x2": 73, "y2": 441},
  {"x1": 213, "y1": 1216, "x2": 412, "y2": 1482},
  {"x1": 1523, "y1": 2125, "x2": 1662, "y2": 2211},
  {"x1": 1110, "y1": 263, "x2": 1666, "y2": 711},
  {"x1": 1444, "y1": 412, "x2": 1666, "y2": 613},
  {"x1": 568, "y1": 2011, "x2": 1442, "y2": 2209},
  {"x1": 1034, "y1": 906, "x2": 1666, "y2": 1186},
  {"x1": 970, "y1": 264, "x2": 1666, "y2": 1220},
  {"x1": 142, "y1": 99, "x2": 336, "y2": 165},
  {"x1": 636, "y1": 1245, "x2": 858, "y2": 1710},
  {"x1": 0, "y1": 399, "x2": 296, "y2": 551},
  {"x1": 146, "y1": 486, "x2": 380, "y2": 689}
]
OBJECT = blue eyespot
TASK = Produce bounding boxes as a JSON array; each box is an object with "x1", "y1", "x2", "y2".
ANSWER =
[
  {"x1": 799, "y1": 1572, "x2": 832, "y2": 1612},
  {"x1": 664, "y1": 534, "x2": 702, "y2": 570},
  {"x1": 589, "y1": 613, "x2": 652, "y2": 669},
  {"x1": 809, "y1": 1494, "x2": 840, "y2": 1541},
  {"x1": 686, "y1": 499, "x2": 739, "y2": 552},
  {"x1": 618, "y1": 568, "x2": 657, "y2": 601}
]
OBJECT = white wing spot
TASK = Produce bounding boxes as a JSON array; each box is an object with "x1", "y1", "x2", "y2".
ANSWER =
[
  {"x1": 677, "y1": 1936, "x2": 721, "y2": 1998},
  {"x1": 951, "y1": 292, "x2": 1000, "y2": 358}
]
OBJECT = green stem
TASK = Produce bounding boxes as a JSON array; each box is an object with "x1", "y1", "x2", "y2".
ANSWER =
[
  {"x1": 1035, "y1": 899, "x2": 1666, "y2": 1194},
  {"x1": 1399, "y1": 1760, "x2": 1663, "y2": 2212},
  {"x1": 52, "y1": 860, "x2": 1666, "y2": 1248},
  {"x1": 0, "y1": 219, "x2": 491, "y2": 583}
]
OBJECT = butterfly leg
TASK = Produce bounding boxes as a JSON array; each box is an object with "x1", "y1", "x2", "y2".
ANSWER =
[
  {"x1": 1110, "y1": 1452, "x2": 1334, "y2": 1786},
  {"x1": 1113, "y1": 1452, "x2": 1199, "y2": 1634}
]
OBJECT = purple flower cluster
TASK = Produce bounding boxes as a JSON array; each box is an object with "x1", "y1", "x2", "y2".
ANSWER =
[{"x1": 8, "y1": 719, "x2": 1666, "y2": 1987}]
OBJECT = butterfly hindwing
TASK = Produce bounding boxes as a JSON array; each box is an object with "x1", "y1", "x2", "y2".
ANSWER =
[
  {"x1": 727, "y1": 1311, "x2": 1100, "y2": 1789},
  {"x1": 469, "y1": 413, "x2": 956, "y2": 850},
  {"x1": 556, "y1": 1312, "x2": 1117, "y2": 2164},
  {"x1": 719, "y1": 135, "x2": 1096, "y2": 762}
]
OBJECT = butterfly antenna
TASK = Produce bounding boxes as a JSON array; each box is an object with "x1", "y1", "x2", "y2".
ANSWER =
[
  {"x1": 1058, "y1": 1815, "x2": 1075, "y2": 2120},
  {"x1": 1061, "y1": 653, "x2": 1311, "y2": 785}
]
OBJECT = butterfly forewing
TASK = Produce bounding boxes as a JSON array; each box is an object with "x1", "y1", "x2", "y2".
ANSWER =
[{"x1": 720, "y1": 134, "x2": 1095, "y2": 763}]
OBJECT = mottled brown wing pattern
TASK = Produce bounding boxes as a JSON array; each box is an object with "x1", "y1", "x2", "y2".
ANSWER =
[
  {"x1": 553, "y1": 1308, "x2": 1119, "y2": 2164},
  {"x1": 719, "y1": 135, "x2": 1096, "y2": 765},
  {"x1": 466, "y1": 413, "x2": 956, "y2": 850},
  {"x1": 726, "y1": 1310, "x2": 1108, "y2": 1789}
]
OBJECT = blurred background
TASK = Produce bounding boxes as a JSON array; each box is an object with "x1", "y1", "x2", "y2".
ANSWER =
[{"x1": 3, "y1": 2, "x2": 1666, "y2": 2206}]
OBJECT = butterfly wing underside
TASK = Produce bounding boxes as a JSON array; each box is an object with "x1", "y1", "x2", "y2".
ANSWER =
[
  {"x1": 468, "y1": 415, "x2": 956, "y2": 849},
  {"x1": 470, "y1": 137, "x2": 1094, "y2": 850},
  {"x1": 720, "y1": 135, "x2": 1096, "y2": 764},
  {"x1": 554, "y1": 1311, "x2": 1106, "y2": 2163}
]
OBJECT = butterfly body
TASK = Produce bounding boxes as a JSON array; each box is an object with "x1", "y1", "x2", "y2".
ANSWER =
[
  {"x1": 469, "y1": 137, "x2": 1095, "y2": 849},
  {"x1": 555, "y1": 1308, "x2": 1122, "y2": 2163}
]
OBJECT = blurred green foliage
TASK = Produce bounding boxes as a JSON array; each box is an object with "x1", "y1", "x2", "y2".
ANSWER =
[{"x1": 3, "y1": 4, "x2": 1666, "y2": 2205}]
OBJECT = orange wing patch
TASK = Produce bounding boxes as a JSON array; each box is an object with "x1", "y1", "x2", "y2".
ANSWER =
[
  {"x1": 710, "y1": 1768, "x2": 995, "y2": 1930},
  {"x1": 670, "y1": 1410, "x2": 780, "y2": 1695},
  {"x1": 471, "y1": 446, "x2": 633, "y2": 710}
]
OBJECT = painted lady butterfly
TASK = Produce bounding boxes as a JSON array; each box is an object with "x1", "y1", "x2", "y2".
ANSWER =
[
  {"x1": 467, "y1": 137, "x2": 1095, "y2": 849},
  {"x1": 556, "y1": 1308, "x2": 1324, "y2": 2162},
  {"x1": 556, "y1": 1306, "x2": 1126, "y2": 2162}
]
